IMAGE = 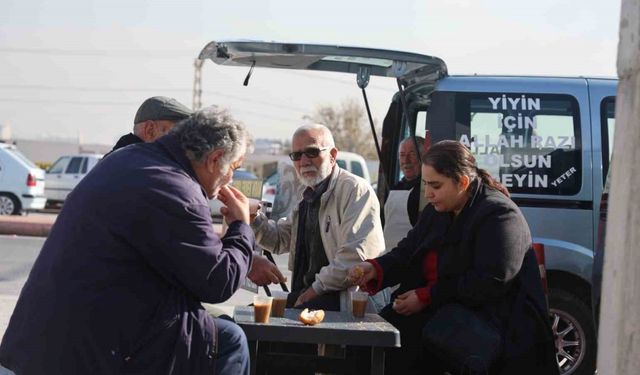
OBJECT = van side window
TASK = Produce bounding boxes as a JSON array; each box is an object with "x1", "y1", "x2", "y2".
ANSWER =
[
  {"x1": 48, "y1": 157, "x2": 70, "y2": 174},
  {"x1": 601, "y1": 97, "x2": 615, "y2": 183},
  {"x1": 453, "y1": 93, "x2": 581, "y2": 195},
  {"x1": 336, "y1": 160, "x2": 347, "y2": 169},
  {"x1": 66, "y1": 157, "x2": 84, "y2": 174}
]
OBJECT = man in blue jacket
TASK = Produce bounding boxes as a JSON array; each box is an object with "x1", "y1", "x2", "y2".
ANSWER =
[{"x1": 0, "y1": 107, "x2": 280, "y2": 374}]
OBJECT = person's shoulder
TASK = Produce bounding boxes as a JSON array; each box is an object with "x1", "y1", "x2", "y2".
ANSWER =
[
  {"x1": 476, "y1": 185, "x2": 521, "y2": 218},
  {"x1": 335, "y1": 168, "x2": 372, "y2": 190}
]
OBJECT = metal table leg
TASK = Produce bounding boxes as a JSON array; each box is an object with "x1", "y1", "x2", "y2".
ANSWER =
[
  {"x1": 248, "y1": 340, "x2": 258, "y2": 375},
  {"x1": 370, "y1": 347, "x2": 385, "y2": 375}
]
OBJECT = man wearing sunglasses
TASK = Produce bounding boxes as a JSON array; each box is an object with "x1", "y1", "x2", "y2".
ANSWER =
[{"x1": 251, "y1": 124, "x2": 385, "y2": 311}]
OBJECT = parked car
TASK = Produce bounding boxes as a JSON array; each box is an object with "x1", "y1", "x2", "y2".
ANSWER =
[
  {"x1": 262, "y1": 171, "x2": 279, "y2": 205},
  {"x1": 45, "y1": 154, "x2": 103, "y2": 205},
  {"x1": 200, "y1": 41, "x2": 617, "y2": 374},
  {"x1": 209, "y1": 169, "x2": 259, "y2": 219},
  {"x1": 0, "y1": 143, "x2": 46, "y2": 215}
]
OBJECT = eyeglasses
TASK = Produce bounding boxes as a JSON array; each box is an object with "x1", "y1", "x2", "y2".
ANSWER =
[{"x1": 288, "y1": 147, "x2": 328, "y2": 161}]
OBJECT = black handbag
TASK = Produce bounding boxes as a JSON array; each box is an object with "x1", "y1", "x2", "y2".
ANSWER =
[{"x1": 422, "y1": 303, "x2": 502, "y2": 374}]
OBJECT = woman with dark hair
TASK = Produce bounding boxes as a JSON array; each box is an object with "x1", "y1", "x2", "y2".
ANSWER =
[{"x1": 348, "y1": 140, "x2": 558, "y2": 375}]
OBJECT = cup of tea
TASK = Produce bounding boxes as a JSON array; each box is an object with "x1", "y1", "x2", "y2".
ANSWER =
[
  {"x1": 351, "y1": 291, "x2": 369, "y2": 318},
  {"x1": 270, "y1": 290, "x2": 289, "y2": 318},
  {"x1": 253, "y1": 295, "x2": 273, "y2": 323}
]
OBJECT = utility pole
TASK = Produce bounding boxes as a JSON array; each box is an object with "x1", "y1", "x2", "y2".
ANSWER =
[
  {"x1": 192, "y1": 59, "x2": 204, "y2": 111},
  {"x1": 596, "y1": 0, "x2": 640, "y2": 373}
]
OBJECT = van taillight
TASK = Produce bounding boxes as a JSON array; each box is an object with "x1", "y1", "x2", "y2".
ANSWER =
[
  {"x1": 27, "y1": 173, "x2": 37, "y2": 187},
  {"x1": 532, "y1": 243, "x2": 548, "y2": 294}
]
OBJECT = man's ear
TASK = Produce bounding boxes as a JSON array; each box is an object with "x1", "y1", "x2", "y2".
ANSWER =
[
  {"x1": 205, "y1": 149, "x2": 226, "y2": 173},
  {"x1": 140, "y1": 120, "x2": 156, "y2": 142},
  {"x1": 329, "y1": 148, "x2": 338, "y2": 164}
]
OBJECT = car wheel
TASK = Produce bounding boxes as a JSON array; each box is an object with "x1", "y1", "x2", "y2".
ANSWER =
[
  {"x1": 0, "y1": 193, "x2": 20, "y2": 215},
  {"x1": 549, "y1": 289, "x2": 596, "y2": 375}
]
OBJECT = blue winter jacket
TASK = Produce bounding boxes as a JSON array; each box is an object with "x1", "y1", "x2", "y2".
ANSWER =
[{"x1": 0, "y1": 134, "x2": 254, "y2": 374}]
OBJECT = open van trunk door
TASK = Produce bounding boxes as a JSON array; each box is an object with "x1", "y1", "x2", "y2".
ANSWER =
[
  {"x1": 199, "y1": 41, "x2": 447, "y2": 87},
  {"x1": 199, "y1": 40, "x2": 447, "y2": 189}
]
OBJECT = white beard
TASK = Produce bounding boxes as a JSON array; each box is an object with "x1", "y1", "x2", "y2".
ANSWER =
[{"x1": 296, "y1": 161, "x2": 333, "y2": 187}]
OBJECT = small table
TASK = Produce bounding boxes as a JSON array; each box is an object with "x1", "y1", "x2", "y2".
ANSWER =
[{"x1": 233, "y1": 306, "x2": 400, "y2": 375}]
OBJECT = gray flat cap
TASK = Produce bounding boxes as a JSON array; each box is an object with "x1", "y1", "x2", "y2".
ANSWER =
[{"x1": 134, "y1": 96, "x2": 193, "y2": 124}]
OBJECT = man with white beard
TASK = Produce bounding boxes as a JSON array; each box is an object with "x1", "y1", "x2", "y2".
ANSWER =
[{"x1": 251, "y1": 124, "x2": 385, "y2": 311}]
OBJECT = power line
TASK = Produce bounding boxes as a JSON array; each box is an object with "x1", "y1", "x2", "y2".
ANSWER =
[
  {"x1": 0, "y1": 47, "x2": 193, "y2": 59},
  {"x1": 0, "y1": 97, "x2": 301, "y2": 124},
  {"x1": 0, "y1": 97, "x2": 137, "y2": 106},
  {"x1": 0, "y1": 84, "x2": 190, "y2": 93},
  {"x1": 0, "y1": 84, "x2": 311, "y2": 114}
]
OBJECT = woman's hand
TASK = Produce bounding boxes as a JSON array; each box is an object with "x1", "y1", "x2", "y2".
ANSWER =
[
  {"x1": 347, "y1": 262, "x2": 377, "y2": 288},
  {"x1": 392, "y1": 290, "x2": 428, "y2": 316}
]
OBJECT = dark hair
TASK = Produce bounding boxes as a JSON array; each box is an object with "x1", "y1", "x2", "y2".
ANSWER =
[{"x1": 422, "y1": 140, "x2": 509, "y2": 197}]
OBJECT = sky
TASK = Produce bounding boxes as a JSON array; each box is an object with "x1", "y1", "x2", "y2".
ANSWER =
[{"x1": 0, "y1": 0, "x2": 621, "y2": 146}]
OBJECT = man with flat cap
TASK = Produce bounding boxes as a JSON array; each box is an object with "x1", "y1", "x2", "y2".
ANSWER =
[{"x1": 106, "y1": 96, "x2": 192, "y2": 156}]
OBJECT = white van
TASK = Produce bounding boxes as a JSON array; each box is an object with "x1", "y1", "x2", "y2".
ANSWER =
[
  {"x1": 45, "y1": 154, "x2": 103, "y2": 204},
  {"x1": 0, "y1": 143, "x2": 46, "y2": 215}
]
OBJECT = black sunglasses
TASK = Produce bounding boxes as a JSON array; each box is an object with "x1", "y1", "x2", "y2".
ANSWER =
[{"x1": 288, "y1": 147, "x2": 329, "y2": 161}]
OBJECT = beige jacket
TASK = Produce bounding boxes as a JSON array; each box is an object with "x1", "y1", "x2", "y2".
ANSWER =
[{"x1": 252, "y1": 166, "x2": 385, "y2": 306}]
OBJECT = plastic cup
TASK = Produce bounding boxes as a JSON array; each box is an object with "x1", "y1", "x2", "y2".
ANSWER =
[
  {"x1": 270, "y1": 291, "x2": 289, "y2": 318},
  {"x1": 351, "y1": 291, "x2": 369, "y2": 318},
  {"x1": 253, "y1": 295, "x2": 273, "y2": 323}
]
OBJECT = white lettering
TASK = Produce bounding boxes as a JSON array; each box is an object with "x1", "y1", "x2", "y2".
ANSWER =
[
  {"x1": 524, "y1": 116, "x2": 537, "y2": 129},
  {"x1": 500, "y1": 173, "x2": 548, "y2": 188},
  {"x1": 528, "y1": 98, "x2": 541, "y2": 111},
  {"x1": 488, "y1": 97, "x2": 502, "y2": 110},
  {"x1": 514, "y1": 173, "x2": 527, "y2": 186},
  {"x1": 544, "y1": 137, "x2": 557, "y2": 148},
  {"x1": 531, "y1": 136, "x2": 543, "y2": 148},
  {"x1": 459, "y1": 134, "x2": 471, "y2": 147},
  {"x1": 508, "y1": 97, "x2": 520, "y2": 110},
  {"x1": 503, "y1": 116, "x2": 517, "y2": 132}
]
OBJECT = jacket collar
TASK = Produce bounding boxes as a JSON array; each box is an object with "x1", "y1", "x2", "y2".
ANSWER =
[
  {"x1": 156, "y1": 134, "x2": 201, "y2": 185},
  {"x1": 443, "y1": 178, "x2": 484, "y2": 242},
  {"x1": 321, "y1": 165, "x2": 343, "y2": 202}
]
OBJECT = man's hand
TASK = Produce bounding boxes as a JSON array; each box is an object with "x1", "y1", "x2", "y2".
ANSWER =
[
  {"x1": 294, "y1": 287, "x2": 318, "y2": 307},
  {"x1": 247, "y1": 255, "x2": 287, "y2": 286},
  {"x1": 248, "y1": 198, "x2": 262, "y2": 223},
  {"x1": 392, "y1": 290, "x2": 427, "y2": 316},
  {"x1": 218, "y1": 185, "x2": 250, "y2": 224}
]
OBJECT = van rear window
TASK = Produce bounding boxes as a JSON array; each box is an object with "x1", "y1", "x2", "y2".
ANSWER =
[{"x1": 438, "y1": 93, "x2": 581, "y2": 195}]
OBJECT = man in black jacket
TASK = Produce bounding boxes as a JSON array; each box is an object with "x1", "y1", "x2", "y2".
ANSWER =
[{"x1": 106, "y1": 96, "x2": 192, "y2": 156}]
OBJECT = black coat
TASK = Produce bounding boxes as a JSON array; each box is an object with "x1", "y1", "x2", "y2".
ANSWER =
[
  {"x1": 103, "y1": 132, "x2": 144, "y2": 158},
  {"x1": 376, "y1": 180, "x2": 559, "y2": 375},
  {"x1": 0, "y1": 134, "x2": 255, "y2": 374}
]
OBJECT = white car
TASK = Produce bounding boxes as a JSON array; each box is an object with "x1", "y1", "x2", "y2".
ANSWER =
[
  {"x1": 209, "y1": 169, "x2": 259, "y2": 219},
  {"x1": 45, "y1": 154, "x2": 103, "y2": 204},
  {"x1": 0, "y1": 143, "x2": 46, "y2": 215}
]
